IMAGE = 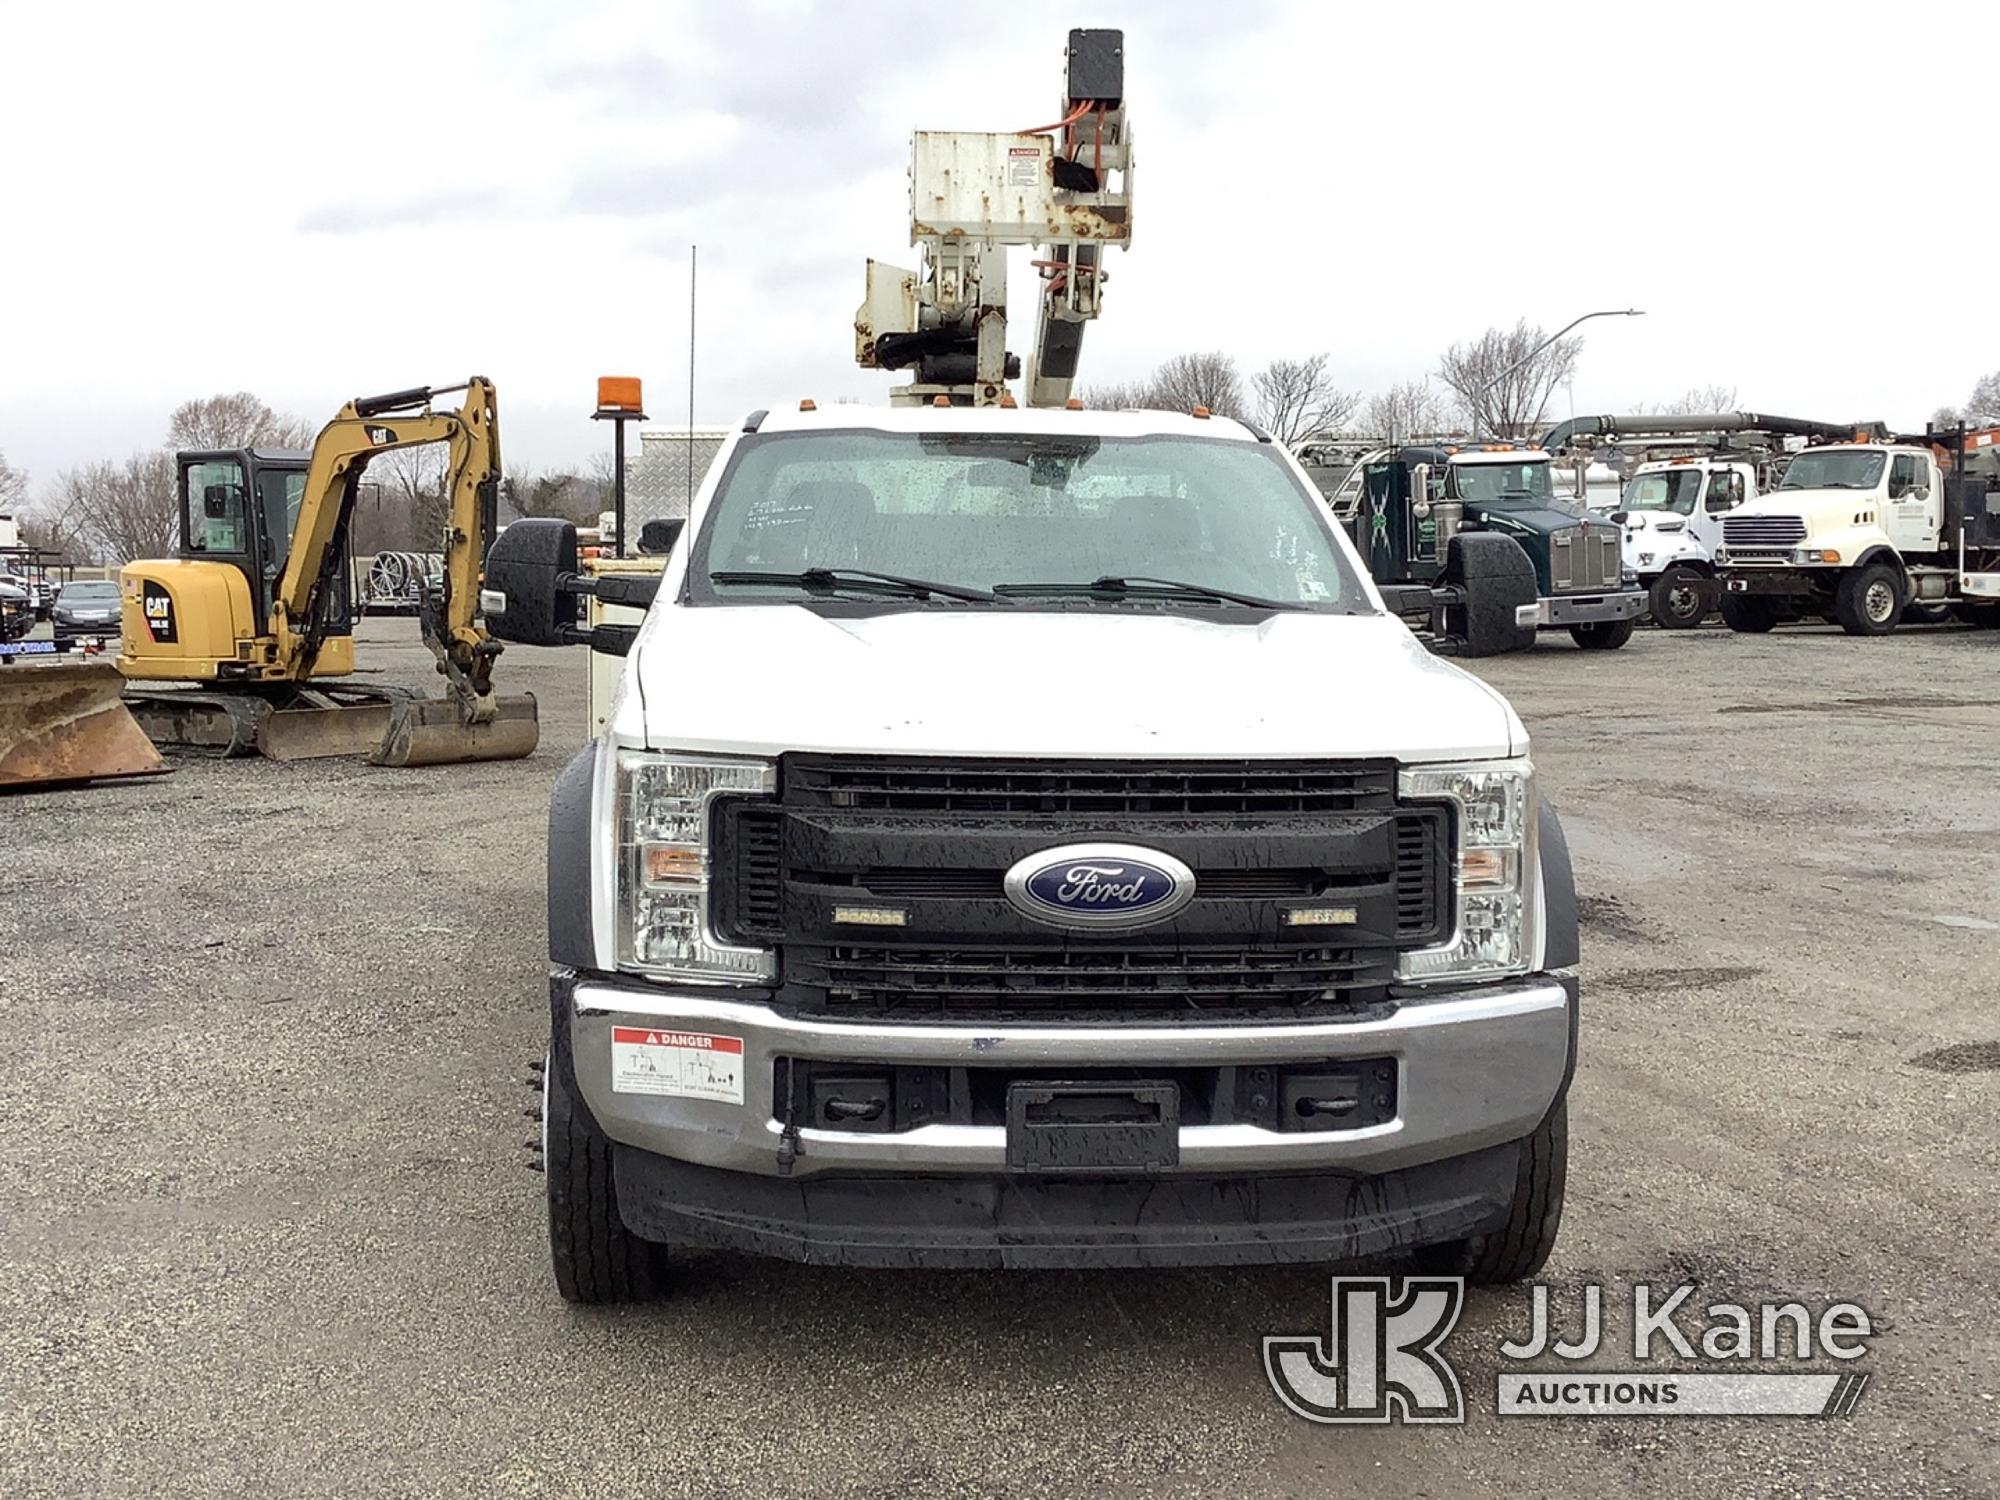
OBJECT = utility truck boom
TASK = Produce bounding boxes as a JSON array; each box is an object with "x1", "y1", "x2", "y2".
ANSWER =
[{"x1": 855, "y1": 28, "x2": 1132, "y2": 408}]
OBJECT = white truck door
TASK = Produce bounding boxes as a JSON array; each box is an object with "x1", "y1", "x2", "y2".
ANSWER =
[
  {"x1": 1885, "y1": 452, "x2": 1940, "y2": 553},
  {"x1": 1695, "y1": 466, "x2": 1746, "y2": 558}
]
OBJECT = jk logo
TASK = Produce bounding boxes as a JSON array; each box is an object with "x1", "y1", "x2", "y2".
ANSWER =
[{"x1": 1264, "y1": 1277, "x2": 1466, "y2": 1425}]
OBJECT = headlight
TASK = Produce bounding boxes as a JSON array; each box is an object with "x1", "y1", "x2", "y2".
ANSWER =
[
  {"x1": 616, "y1": 750, "x2": 776, "y2": 982},
  {"x1": 1396, "y1": 759, "x2": 1533, "y2": 983}
]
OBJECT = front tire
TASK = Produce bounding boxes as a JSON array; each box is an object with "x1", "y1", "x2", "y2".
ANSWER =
[
  {"x1": 1833, "y1": 562, "x2": 1902, "y2": 636},
  {"x1": 1416, "y1": 1104, "x2": 1567, "y2": 1285},
  {"x1": 1648, "y1": 565, "x2": 1711, "y2": 629},
  {"x1": 545, "y1": 1034, "x2": 665, "y2": 1305},
  {"x1": 1569, "y1": 619, "x2": 1635, "y2": 650},
  {"x1": 1719, "y1": 593, "x2": 1781, "y2": 633}
]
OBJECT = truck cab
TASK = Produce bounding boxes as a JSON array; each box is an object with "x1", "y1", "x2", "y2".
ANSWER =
[
  {"x1": 1356, "y1": 444, "x2": 1645, "y2": 650},
  {"x1": 1613, "y1": 456, "x2": 1755, "y2": 628},
  {"x1": 1717, "y1": 441, "x2": 1950, "y2": 635},
  {"x1": 485, "y1": 403, "x2": 1582, "y2": 1299}
]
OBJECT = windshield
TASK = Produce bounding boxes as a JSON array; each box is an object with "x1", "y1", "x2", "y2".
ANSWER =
[
  {"x1": 690, "y1": 430, "x2": 1364, "y2": 609},
  {"x1": 1448, "y1": 460, "x2": 1555, "y2": 505},
  {"x1": 1780, "y1": 449, "x2": 1885, "y2": 491},
  {"x1": 1621, "y1": 469, "x2": 1703, "y2": 515},
  {"x1": 65, "y1": 581, "x2": 119, "y2": 600}
]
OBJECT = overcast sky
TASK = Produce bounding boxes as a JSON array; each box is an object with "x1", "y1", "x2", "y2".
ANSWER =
[{"x1": 2, "y1": 0, "x2": 1994, "y2": 491}]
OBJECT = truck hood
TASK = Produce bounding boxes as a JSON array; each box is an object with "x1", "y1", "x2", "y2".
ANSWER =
[
  {"x1": 1732, "y1": 489, "x2": 1868, "y2": 520},
  {"x1": 1461, "y1": 503, "x2": 1602, "y2": 537},
  {"x1": 614, "y1": 605, "x2": 1525, "y2": 761},
  {"x1": 1615, "y1": 509, "x2": 1691, "y2": 533}
]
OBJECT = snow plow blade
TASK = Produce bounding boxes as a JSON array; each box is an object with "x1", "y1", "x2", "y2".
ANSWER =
[
  {"x1": 370, "y1": 693, "x2": 540, "y2": 767},
  {"x1": 0, "y1": 661, "x2": 168, "y2": 790}
]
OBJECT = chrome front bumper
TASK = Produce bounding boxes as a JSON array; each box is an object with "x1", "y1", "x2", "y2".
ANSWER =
[
  {"x1": 568, "y1": 975, "x2": 1574, "y2": 1179},
  {"x1": 1537, "y1": 588, "x2": 1647, "y2": 626}
]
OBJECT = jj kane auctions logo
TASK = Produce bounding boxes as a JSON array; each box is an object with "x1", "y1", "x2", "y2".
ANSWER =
[{"x1": 1266, "y1": 1278, "x2": 1875, "y2": 1423}]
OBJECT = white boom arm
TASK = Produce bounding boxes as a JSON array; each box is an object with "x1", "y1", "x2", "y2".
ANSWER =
[{"x1": 854, "y1": 28, "x2": 1133, "y2": 409}]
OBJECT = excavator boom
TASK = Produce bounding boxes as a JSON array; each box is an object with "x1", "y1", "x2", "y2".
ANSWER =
[{"x1": 118, "y1": 377, "x2": 537, "y2": 767}]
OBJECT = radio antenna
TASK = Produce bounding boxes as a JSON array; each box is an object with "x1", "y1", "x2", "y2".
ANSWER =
[{"x1": 687, "y1": 243, "x2": 697, "y2": 517}]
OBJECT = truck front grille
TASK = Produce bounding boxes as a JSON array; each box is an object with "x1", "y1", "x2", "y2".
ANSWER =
[
  {"x1": 711, "y1": 758, "x2": 1452, "y2": 1019},
  {"x1": 786, "y1": 943, "x2": 1392, "y2": 1020},
  {"x1": 1724, "y1": 515, "x2": 1806, "y2": 548},
  {"x1": 1551, "y1": 525, "x2": 1621, "y2": 592},
  {"x1": 784, "y1": 755, "x2": 1395, "y2": 816}
]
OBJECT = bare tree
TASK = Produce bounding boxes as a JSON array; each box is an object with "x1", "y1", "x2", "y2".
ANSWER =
[
  {"x1": 1149, "y1": 352, "x2": 1246, "y2": 418},
  {"x1": 1365, "y1": 380, "x2": 1451, "y2": 444},
  {"x1": 1080, "y1": 377, "x2": 1160, "y2": 411},
  {"x1": 1649, "y1": 384, "x2": 1740, "y2": 416},
  {"x1": 1437, "y1": 320, "x2": 1583, "y2": 438},
  {"x1": 1932, "y1": 405, "x2": 1963, "y2": 428},
  {"x1": 167, "y1": 392, "x2": 317, "y2": 451},
  {"x1": 0, "y1": 450, "x2": 25, "y2": 514},
  {"x1": 1966, "y1": 369, "x2": 2000, "y2": 425},
  {"x1": 54, "y1": 453, "x2": 180, "y2": 563},
  {"x1": 1253, "y1": 354, "x2": 1360, "y2": 445},
  {"x1": 371, "y1": 444, "x2": 450, "y2": 552}
]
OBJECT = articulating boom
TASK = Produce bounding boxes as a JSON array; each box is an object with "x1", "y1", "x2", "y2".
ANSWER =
[{"x1": 855, "y1": 27, "x2": 1133, "y2": 409}]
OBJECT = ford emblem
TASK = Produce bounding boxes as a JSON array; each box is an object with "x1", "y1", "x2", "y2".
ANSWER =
[{"x1": 1003, "y1": 842, "x2": 1197, "y2": 930}]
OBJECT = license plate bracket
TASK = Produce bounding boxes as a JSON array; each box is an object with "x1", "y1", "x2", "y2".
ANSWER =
[{"x1": 1005, "y1": 1080, "x2": 1180, "y2": 1174}]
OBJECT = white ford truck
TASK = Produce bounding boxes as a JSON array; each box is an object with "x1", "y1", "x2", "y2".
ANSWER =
[{"x1": 484, "y1": 403, "x2": 1582, "y2": 1300}]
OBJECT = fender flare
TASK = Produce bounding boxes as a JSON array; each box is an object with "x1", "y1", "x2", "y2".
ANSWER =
[
  {"x1": 548, "y1": 742, "x2": 598, "y2": 974},
  {"x1": 1850, "y1": 545, "x2": 1906, "y2": 580},
  {"x1": 1539, "y1": 800, "x2": 1579, "y2": 971}
]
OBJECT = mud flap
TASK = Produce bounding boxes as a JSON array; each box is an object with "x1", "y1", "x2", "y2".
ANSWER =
[
  {"x1": 0, "y1": 661, "x2": 168, "y2": 789},
  {"x1": 371, "y1": 693, "x2": 540, "y2": 767}
]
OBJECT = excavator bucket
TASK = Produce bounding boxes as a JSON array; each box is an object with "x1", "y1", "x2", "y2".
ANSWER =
[
  {"x1": 370, "y1": 693, "x2": 540, "y2": 768},
  {"x1": 0, "y1": 661, "x2": 168, "y2": 790},
  {"x1": 256, "y1": 700, "x2": 398, "y2": 762}
]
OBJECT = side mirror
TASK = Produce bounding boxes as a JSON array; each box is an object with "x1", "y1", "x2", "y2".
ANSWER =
[
  {"x1": 482, "y1": 518, "x2": 581, "y2": 647},
  {"x1": 1910, "y1": 484, "x2": 1930, "y2": 502},
  {"x1": 481, "y1": 516, "x2": 665, "y2": 654},
  {"x1": 638, "y1": 517, "x2": 684, "y2": 556}
]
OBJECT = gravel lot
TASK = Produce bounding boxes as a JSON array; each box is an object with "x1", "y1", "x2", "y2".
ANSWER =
[{"x1": 2, "y1": 616, "x2": 1995, "y2": 1498}]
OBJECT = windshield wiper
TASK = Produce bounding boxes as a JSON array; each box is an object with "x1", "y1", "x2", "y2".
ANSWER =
[
  {"x1": 993, "y1": 575, "x2": 1300, "y2": 610},
  {"x1": 709, "y1": 567, "x2": 1003, "y2": 603}
]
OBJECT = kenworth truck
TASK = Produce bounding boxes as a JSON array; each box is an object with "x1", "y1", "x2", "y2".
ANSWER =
[
  {"x1": 475, "y1": 31, "x2": 1581, "y2": 1297},
  {"x1": 1716, "y1": 426, "x2": 2000, "y2": 634},
  {"x1": 1352, "y1": 444, "x2": 1645, "y2": 650}
]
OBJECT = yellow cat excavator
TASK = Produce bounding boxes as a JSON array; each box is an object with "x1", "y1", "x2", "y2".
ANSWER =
[{"x1": 117, "y1": 377, "x2": 538, "y2": 765}]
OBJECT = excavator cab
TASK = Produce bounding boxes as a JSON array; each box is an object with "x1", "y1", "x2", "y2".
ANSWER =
[
  {"x1": 176, "y1": 444, "x2": 352, "y2": 636},
  {"x1": 179, "y1": 449, "x2": 352, "y2": 627},
  {"x1": 120, "y1": 450, "x2": 357, "y2": 686}
]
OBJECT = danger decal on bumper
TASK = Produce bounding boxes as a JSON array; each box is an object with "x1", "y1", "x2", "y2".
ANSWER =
[{"x1": 609, "y1": 1026, "x2": 745, "y2": 1104}]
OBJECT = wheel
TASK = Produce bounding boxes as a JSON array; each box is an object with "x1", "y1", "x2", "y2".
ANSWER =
[
  {"x1": 1648, "y1": 565, "x2": 1711, "y2": 629},
  {"x1": 545, "y1": 1032, "x2": 665, "y2": 1304},
  {"x1": 1416, "y1": 1104, "x2": 1567, "y2": 1285},
  {"x1": 1719, "y1": 593, "x2": 1781, "y2": 633},
  {"x1": 1569, "y1": 618, "x2": 1635, "y2": 650},
  {"x1": 1832, "y1": 562, "x2": 1902, "y2": 636}
]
